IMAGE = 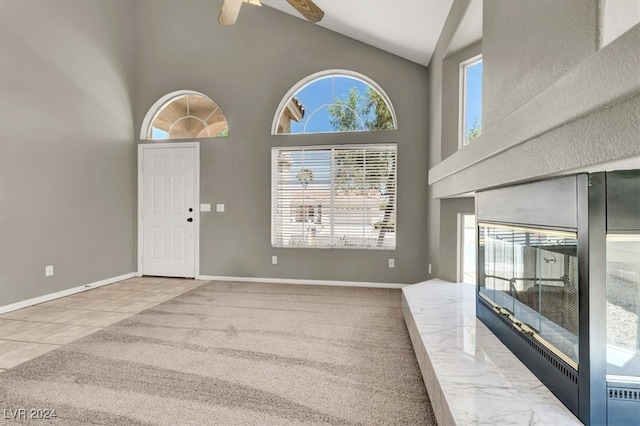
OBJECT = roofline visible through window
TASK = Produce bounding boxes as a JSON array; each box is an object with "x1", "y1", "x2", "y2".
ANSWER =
[{"x1": 271, "y1": 69, "x2": 398, "y2": 135}]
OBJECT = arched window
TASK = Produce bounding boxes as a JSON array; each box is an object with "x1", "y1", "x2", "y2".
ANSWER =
[
  {"x1": 141, "y1": 90, "x2": 228, "y2": 140},
  {"x1": 272, "y1": 70, "x2": 397, "y2": 135}
]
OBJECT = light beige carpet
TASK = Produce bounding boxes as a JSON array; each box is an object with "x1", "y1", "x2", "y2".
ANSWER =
[{"x1": 0, "y1": 282, "x2": 435, "y2": 425}]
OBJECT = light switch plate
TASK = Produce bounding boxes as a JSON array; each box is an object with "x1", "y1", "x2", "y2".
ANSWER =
[
  {"x1": 45, "y1": 265, "x2": 54, "y2": 276},
  {"x1": 216, "y1": 204, "x2": 225, "y2": 212},
  {"x1": 388, "y1": 258, "x2": 395, "y2": 268},
  {"x1": 200, "y1": 203, "x2": 211, "y2": 212},
  {"x1": 272, "y1": 256, "x2": 278, "y2": 265}
]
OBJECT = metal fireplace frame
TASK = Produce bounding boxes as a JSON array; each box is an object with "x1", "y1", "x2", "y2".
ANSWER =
[{"x1": 476, "y1": 171, "x2": 640, "y2": 425}]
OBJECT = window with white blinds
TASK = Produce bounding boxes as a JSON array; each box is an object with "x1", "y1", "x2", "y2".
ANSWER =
[{"x1": 271, "y1": 144, "x2": 397, "y2": 249}]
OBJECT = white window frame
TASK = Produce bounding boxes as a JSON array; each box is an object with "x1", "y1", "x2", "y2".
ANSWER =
[
  {"x1": 140, "y1": 90, "x2": 228, "y2": 141},
  {"x1": 459, "y1": 54, "x2": 483, "y2": 148},
  {"x1": 457, "y1": 213, "x2": 476, "y2": 284},
  {"x1": 271, "y1": 144, "x2": 397, "y2": 250},
  {"x1": 271, "y1": 69, "x2": 398, "y2": 135}
]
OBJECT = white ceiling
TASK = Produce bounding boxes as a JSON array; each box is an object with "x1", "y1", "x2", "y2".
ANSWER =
[
  {"x1": 602, "y1": 0, "x2": 640, "y2": 47},
  {"x1": 261, "y1": 0, "x2": 454, "y2": 66},
  {"x1": 445, "y1": 0, "x2": 482, "y2": 57}
]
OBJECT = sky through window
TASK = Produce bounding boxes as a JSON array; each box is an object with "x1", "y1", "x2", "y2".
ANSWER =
[
  {"x1": 276, "y1": 74, "x2": 395, "y2": 134},
  {"x1": 463, "y1": 60, "x2": 482, "y2": 145}
]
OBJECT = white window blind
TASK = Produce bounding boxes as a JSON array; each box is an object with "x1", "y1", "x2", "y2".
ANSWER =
[{"x1": 271, "y1": 144, "x2": 396, "y2": 249}]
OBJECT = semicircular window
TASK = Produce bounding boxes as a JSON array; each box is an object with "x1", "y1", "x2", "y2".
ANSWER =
[
  {"x1": 274, "y1": 72, "x2": 397, "y2": 135},
  {"x1": 145, "y1": 92, "x2": 228, "y2": 140}
]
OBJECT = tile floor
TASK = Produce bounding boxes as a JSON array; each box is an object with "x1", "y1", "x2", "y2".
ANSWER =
[{"x1": 0, "y1": 276, "x2": 206, "y2": 372}]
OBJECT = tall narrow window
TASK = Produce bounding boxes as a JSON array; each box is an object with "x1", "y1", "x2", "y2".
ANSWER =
[
  {"x1": 272, "y1": 144, "x2": 397, "y2": 249},
  {"x1": 461, "y1": 56, "x2": 482, "y2": 146}
]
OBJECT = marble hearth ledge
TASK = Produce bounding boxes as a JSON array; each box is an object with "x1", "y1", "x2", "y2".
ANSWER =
[{"x1": 403, "y1": 280, "x2": 582, "y2": 425}]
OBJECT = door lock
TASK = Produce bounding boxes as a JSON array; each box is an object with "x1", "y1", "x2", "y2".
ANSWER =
[{"x1": 187, "y1": 218, "x2": 193, "y2": 222}]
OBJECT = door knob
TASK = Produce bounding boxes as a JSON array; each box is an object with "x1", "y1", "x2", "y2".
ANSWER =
[
  {"x1": 189, "y1": 208, "x2": 193, "y2": 212},
  {"x1": 187, "y1": 218, "x2": 193, "y2": 222}
]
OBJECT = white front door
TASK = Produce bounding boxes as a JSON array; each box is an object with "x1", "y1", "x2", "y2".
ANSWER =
[{"x1": 140, "y1": 144, "x2": 198, "y2": 278}]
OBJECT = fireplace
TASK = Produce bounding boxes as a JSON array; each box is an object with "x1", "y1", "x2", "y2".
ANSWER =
[
  {"x1": 476, "y1": 170, "x2": 640, "y2": 425},
  {"x1": 479, "y1": 224, "x2": 579, "y2": 367}
]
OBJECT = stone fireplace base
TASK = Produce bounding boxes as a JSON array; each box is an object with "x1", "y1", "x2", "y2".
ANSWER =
[{"x1": 402, "y1": 280, "x2": 580, "y2": 425}]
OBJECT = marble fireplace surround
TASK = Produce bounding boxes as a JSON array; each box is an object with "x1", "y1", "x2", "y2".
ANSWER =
[{"x1": 402, "y1": 280, "x2": 582, "y2": 425}]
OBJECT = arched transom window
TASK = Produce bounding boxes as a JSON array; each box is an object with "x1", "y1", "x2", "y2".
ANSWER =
[
  {"x1": 142, "y1": 91, "x2": 228, "y2": 140},
  {"x1": 273, "y1": 70, "x2": 397, "y2": 135}
]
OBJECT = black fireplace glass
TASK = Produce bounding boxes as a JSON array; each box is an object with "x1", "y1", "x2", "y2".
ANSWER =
[
  {"x1": 606, "y1": 233, "x2": 640, "y2": 379},
  {"x1": 479, "y1": 223, "x2": 579, "y2": 365}
]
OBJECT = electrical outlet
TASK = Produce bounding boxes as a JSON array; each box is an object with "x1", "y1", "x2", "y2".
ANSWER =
[
  {"x1": 272, "y1": 255, "x2": 278, "y2": 265},
  {"x1": 429, "y1": 263, "x2": 432, "y2": 274},
  {"x1": 45, "y1": 265, "x2": 54, "y2": 276},
  {"x1": 388, "y1": 258, "x2": 395, "y2": 268}
]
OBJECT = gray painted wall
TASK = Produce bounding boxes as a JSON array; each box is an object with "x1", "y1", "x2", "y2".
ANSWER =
[
  {"x1": 433, "y1": 35, "x2": 479, "y2": 281},
  {"x1": 427, "y1": 0, "x2": 472, "y2": 280},
  {"x1": 432, "y1": 93, "x2": 640, "y2": 197},
  {"x1": 135, "y1": 0, "x2": 430, "y2": 284},
  {"x1": 428, "y1": 0, "x2": 638, "y2": 281},
  {"x1": 0, "y1": 1, "x2": 137, "y2": 305},
  {"x1": 429, "y1": 5, "x2": 639, "y2": 199},
  {"x1": 482, "y1": 0, "x2": 598, "y2": 129},
  {"x1": 3, "y1": 0, "x2": 631, "y2": 304}
]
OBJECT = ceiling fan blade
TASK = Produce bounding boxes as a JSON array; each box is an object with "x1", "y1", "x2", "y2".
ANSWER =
[
  {"x1": 218, "y1": 0, "x2": 243, "y2": 25},
  {"x1": 218, "y1": 0, "x2": 261, "y2": 25},
  {"x1": 286, "y1": 0, "x2": 324, "y2": 23}
]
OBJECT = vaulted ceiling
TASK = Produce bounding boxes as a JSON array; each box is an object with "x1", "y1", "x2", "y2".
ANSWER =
[{"x1": 261, "y1": 0, "x2": 455, "y2": 66}]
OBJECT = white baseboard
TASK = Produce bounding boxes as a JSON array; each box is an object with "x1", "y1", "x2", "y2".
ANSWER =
[
  {"x1": 0, "y1": 272, "x2": 136, "y2": 314},
  {"x1": 197, "y1": 275, "x2": 407, "y2": 289}
]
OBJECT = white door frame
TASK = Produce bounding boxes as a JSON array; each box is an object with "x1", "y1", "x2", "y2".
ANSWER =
[
  {"x1": 457, "y1": 213, "x2": 464, "y2": 283},
  {"x1": 137, "y1": 142, "x2": 200, "y2": 278},
  {"x1": 458, "y1": 213, "x2": 476, "y2": 284}
]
